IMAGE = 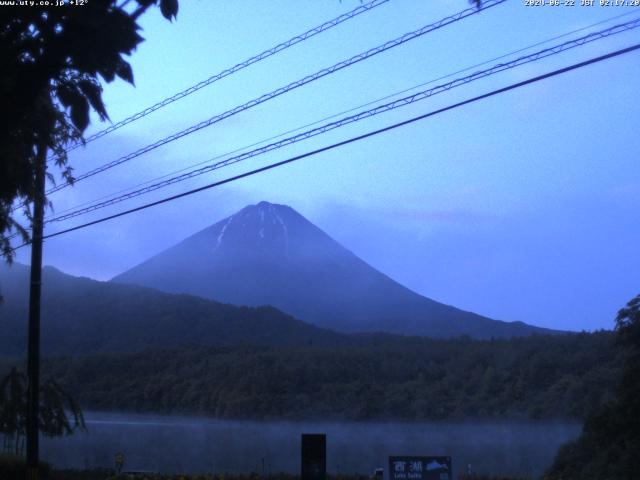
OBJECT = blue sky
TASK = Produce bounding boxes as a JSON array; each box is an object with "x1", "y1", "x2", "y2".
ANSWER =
[{"x1": 12, "y1": 0, "x2": 640, "y2": 331}]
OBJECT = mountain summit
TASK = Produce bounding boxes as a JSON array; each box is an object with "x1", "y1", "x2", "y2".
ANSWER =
[{"x1": 113, "y1": 201, "x2": 554, "y2": 338}]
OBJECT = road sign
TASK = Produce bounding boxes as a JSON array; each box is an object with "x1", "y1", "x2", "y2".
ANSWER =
[{"x1": 389, "y1": 456, "x2": 452, "y2": 480}]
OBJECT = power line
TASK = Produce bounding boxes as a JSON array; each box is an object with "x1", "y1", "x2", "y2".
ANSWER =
[
  {"x1": 45, "y1": 0, "x2": 506, "y2": 196},
  {"x1": 10, "y1": 0, "x2": 392, "y2": 216},
  {"x1": 9, "y1": 42, "x2": 635, "y2": 251},
  {"x1": 45, "y1": 18, "x2": 640, "y2": 224},
  {"x1": 49, "y1": 10, "x2": 640, "y2": 220},
  {"x1": 47, "y1": 0, "x2": 391, "y2": 161}
]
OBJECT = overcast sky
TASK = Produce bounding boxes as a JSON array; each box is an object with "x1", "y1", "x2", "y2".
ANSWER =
[{"x1": 10, "y1": 0, "x2": 640, "y2": 331}]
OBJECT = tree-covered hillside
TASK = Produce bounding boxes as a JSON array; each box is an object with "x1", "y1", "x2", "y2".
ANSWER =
[
  {"x1": 0, "y1": 263, "x2": 348, "y2": 356},
  {"x1": 545, "y1": 294, "x2": 640, "y2": 479},
  {"x1": 36, "y1": 331, "x2": 618, "y2": 421}
]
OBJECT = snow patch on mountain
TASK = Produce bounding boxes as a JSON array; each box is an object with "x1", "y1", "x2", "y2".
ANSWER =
[{"x1": 216, "y1": 216, "x2": 233, "y2": 249}]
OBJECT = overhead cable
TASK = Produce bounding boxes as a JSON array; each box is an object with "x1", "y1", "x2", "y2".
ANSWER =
[
  {"x1": 50, "y1": 10, "x2": 640, "y2": 219},
  {"x1": 45, "y1": 0, "x2": 507, "y2": 196},
  {"x1": 9, "y1": 42, "x2": 632, "y2": 250},
  {"x1": 45, "y1": 19, "x2": 640, "y2": 224},
  {"x1": 48, "y1": 0, "x2": 391, "y2": 160}
]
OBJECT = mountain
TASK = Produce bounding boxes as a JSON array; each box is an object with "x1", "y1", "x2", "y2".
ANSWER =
[
  {"x1": 0, "y1": 262, "x2": 349, "y2": 357},
  {"x1": 113, "y1": 201, "x2": 555, "y2": 338}
]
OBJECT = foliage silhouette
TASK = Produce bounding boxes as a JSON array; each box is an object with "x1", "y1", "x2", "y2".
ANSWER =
[
  {"x1": 0, "y1": 367, "x2": 85, "y2": 456},
  {"x1": 0, "y1": 0, "x2": 179, "y2": 261},
  {"x1": 544, "y1": 294, "x2": 640, "y2": 479}
]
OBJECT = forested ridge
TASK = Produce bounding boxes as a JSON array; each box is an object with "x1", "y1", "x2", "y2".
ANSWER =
[
  {"x1": 8, "y1": 331, "x2": 617, "y2": 421},
  {"x1": 0, "y1": 264, "x2": 348, "y2": 357}
]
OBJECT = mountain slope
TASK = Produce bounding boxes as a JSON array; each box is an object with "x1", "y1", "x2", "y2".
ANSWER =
[
  {"x1": 0, "y1": 262, "x2": 349, "y2": 357},
  {"x1": 113, "y1": 201, "x2": 555, "y2": 338}
]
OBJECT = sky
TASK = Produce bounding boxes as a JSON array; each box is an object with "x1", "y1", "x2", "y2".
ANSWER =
[{"x1": 10, "y1": 0, "x2": 640, "y2": 332}]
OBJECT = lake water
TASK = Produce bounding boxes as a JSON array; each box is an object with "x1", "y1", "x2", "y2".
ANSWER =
[{"x1": 41, "y1": 412, "x2": 581, "y2": 478}]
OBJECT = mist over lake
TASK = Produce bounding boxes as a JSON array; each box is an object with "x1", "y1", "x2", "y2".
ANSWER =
[{"x1": 41, "y1": 412, "x2": 581, "y2": 478}]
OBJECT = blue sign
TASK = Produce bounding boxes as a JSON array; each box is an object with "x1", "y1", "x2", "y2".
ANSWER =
[{"x1": 389, "y1": 456, "x2": 452, "y2": 480}]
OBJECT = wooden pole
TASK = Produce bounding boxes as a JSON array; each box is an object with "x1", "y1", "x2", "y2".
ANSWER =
[{"x1": 25, "y1": 142, "x2": 46, "y2": 480}]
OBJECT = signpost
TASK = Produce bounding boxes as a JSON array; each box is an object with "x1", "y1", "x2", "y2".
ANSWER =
[
  {"x1": 389, "y1": 456, "x2": 452, "y2": 480},
  {"x1": 115, "y1": 452, "x2": 124, "y2": 474},
  {"x1": 301, "y1": 434, "x2": 326, "y2": 480}
]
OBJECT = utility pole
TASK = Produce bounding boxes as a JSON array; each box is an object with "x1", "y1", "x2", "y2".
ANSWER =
[{"x1": 26, "y1": 141, "x2": 47, "y2": 480}]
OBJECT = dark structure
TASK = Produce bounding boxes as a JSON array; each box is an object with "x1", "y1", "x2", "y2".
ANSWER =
[{"x1": 301, "y1": 433, "x2": 326, "y2": 480}]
